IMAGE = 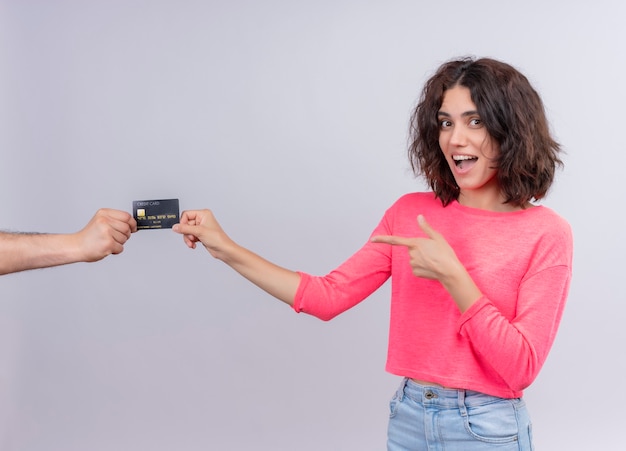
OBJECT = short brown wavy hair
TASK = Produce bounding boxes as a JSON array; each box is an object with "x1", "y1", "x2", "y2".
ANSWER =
[{"x1": 408, "y1": 57, "x2": 562, "y2": 207}]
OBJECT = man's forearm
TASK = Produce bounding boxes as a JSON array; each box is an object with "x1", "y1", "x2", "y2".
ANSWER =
[{"x1": 0, "y1": 232, "x2": 83, "y2": 275}]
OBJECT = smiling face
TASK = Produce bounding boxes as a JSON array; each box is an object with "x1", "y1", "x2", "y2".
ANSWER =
[{"x1": 438, "y1": 85, "x2": 505, "y2": 210}]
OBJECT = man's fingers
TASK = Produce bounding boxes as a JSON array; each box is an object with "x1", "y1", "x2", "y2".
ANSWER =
[
  {"x1": 110, "y1": 227, "x2": 131, "y2": 245},
  {"x1": 96, "y1": 208, "x2": 130, "y2": 221},
  {"x1": 109, "y1": 218, "x2": 135, "y2": 238},
  {"x1": 109, "y1": 239, "x2": 125, "y2": 255},
  {"x1": 91, "y1": 209, "x2": 137, "y2": 235},
  {"x1": 128, "y1": 217, "x2": 138, "y2": 233},
  {"x1": 371, "y1": 235, "x2": 414, "y2": 247}
]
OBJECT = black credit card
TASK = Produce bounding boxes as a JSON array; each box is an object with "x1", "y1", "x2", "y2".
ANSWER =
[{"x1": 132, "y1": 199, "x2": 180, "y2": 230}]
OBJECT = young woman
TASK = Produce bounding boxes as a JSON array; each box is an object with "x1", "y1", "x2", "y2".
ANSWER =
[{"x1": 173, "y1": 57, "x2": 573, "y2": 450}]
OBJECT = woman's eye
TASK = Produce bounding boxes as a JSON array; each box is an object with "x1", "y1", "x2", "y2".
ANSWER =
[
  {"x1": 439, "y1": 119, "x2": 452, "y2": 129},
  {"x1": 469, "y1": 118, "x2": 482, "y2": 127}
]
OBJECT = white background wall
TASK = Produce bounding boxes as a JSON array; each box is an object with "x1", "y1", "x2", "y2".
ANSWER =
[{"x1": 0, "y1": 0, "x2": 624, "y2": 449}]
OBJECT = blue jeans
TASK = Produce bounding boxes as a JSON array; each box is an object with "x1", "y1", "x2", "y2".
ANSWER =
[{"x1": 387, "y1": 378, "x2": 534, "y2": 451}]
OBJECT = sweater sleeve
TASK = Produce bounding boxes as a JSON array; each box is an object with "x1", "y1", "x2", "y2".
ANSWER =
[
  {"x1": 457, "y1": 237, "x2": 573, "y2": 391},
  {"x1": 293, "y1": 218, "x2": 393, "y2": 321}
]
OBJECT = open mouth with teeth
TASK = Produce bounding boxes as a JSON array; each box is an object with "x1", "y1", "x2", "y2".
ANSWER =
[{"x1": 453, "y1": 155, "x2": 478, "y2": 170}]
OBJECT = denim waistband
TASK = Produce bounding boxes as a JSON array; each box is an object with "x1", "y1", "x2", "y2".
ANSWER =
[{"x1": 398, "y1": 378, "x2": 513, "y2": 410}]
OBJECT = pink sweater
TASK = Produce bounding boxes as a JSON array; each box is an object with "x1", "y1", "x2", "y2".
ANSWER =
[{"x1": 293, "y1": 192, "x2": 573, "y2": 398}]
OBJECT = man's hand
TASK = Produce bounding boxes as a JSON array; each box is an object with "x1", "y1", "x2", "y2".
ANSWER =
[
  {"x1": 0, "y1": 208, "x2": 137, "y2": 275},
  {"x1": 75, "y1": 208, "x2": 138, "y2": 262}
]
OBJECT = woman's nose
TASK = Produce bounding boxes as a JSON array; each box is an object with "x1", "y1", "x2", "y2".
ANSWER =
[{"x1": 450, "y1": 125, "x2": 467, "y2": 146}]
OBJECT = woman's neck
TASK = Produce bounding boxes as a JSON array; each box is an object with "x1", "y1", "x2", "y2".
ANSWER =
[{"x1": 457, "y1": 190, "x2": 527, "y2": 212}]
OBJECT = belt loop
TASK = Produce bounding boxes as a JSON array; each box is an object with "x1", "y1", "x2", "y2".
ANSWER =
[
  {"x1": 396, "y1": 377, "x2": 408, "y2": 402},
  {"x1": 457, "y1": 389, "x2": 468, "y2": 417}
]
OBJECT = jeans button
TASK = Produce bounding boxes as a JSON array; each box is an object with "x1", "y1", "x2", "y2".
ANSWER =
[{"x1": 424, "y1": 390, "x2": 437, "y2": 399}]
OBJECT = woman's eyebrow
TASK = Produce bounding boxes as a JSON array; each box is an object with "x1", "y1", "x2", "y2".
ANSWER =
[{"x1": 437, "y1": 110, "x2": 479, "y2": 117}]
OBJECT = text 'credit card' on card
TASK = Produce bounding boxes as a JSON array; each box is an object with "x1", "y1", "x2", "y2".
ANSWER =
[{"x1": 133, "y1": 199, "x2": 180, "y2": 230}]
